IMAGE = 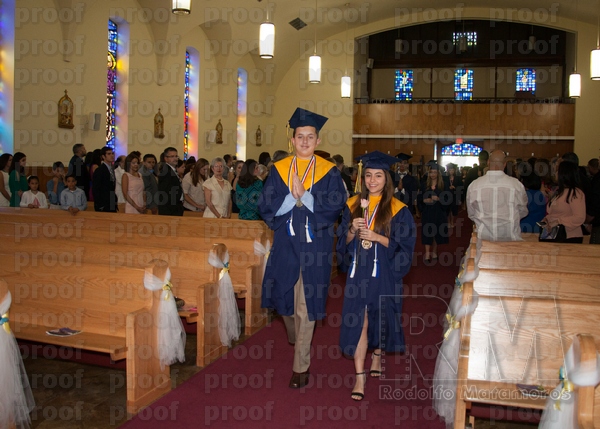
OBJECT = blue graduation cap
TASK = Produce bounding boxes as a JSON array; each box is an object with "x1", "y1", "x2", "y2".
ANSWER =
[
  {"x1": 355, "y1": 151, "x2": 401, "y2": 170},
  {"x1": 426, "y1": 160, "x2": 440, "y2": 170},
  {"x1": 288, "y1": 108, "x2": 328, "y2": 132},
  {"x1": 395, "y1": 152, "x2": 412, "y2": 161}
]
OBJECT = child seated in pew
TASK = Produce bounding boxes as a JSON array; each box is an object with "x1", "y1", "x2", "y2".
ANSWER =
[
  {"x1": 60, "y1": 174, "x2": 87, "y2": 215},
  {"x1": 19, "y1": 176, "x2": 48, "y2": 209},
  {"x1": 46, "y1": 161, "x2": 66, "y2": 206}
]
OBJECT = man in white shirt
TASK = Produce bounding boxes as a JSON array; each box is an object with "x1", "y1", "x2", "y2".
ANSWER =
[{"x1": 466, "y1": 150, "x2": 528, "y2": 241}]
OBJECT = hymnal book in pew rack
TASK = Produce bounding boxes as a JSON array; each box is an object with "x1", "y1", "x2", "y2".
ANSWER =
[{"x1": 46, "y1": 327, "x2": 82, "y2": 337}]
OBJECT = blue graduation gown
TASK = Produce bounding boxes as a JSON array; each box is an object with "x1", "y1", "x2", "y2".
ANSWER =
[
  {"x1": 337, "y1": 196, "x2": 416, "y2": 356},
  {"x1": 259, "y1": 156, "x2": 347, "y2": 321}
]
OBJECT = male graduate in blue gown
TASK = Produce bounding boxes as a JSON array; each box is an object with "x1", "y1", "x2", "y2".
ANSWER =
[{"x1": 258, "y1": 108, "x2": 347, "y2": 388}]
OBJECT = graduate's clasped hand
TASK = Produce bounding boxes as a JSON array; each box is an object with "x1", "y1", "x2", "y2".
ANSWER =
[{"x1": 291, "y1": 173, "x2": 305, "y2": 199}]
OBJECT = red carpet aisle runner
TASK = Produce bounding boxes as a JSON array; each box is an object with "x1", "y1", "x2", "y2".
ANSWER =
[{"x1": 120, "y1": 213, "x2": 472, "y2": 428}]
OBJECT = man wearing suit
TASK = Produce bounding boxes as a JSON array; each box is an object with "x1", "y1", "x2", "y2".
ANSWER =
[
  {"x1": 92, "y1": 146, "x2": 117, "y2": 212},
  {"x1": 393, "y1": 153, "x2": 418, "y2": 214},
  {"x1": 68, "y1": 143, "x2": 89, "y2": 195},
  {"x1": 157, "y1": 147, "x2": 184, "y2": 216}
]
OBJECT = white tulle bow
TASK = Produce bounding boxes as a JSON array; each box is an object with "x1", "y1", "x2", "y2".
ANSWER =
[
  {"x1": 208, "y1": 250, "x2": 241, "y2": 347},
  {"x1": 143, "y1": 268, "x2": 186, "y2": 369},
  {"x1": 539, "y1": 336, "x2": 600, "y2": 429},
  {"x1": 0, "y1": 291, "x2": 35, "y2": 429},
  {"x1": 433, "y1": 291, "x2": 480, "y2": 428},
  {"x1": 254, "y1": 239, "x2": 271, "y2": 275}
]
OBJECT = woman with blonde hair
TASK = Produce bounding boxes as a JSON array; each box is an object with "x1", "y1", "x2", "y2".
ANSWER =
[{"x1": 203, "y1": 157, "x2": 232, "y2": 218}]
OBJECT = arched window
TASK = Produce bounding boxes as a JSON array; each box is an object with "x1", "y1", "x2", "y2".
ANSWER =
[
  {"x1": 183, "y1": 51, "x2": 190, "y2": 160},
  {"x1": 107, "y1": 19, "x2": 118, "y2": 149},
  {"x1": 184, "y1": 47, "x2": 199, "y2": 159},
  {"x1": 441, "y1": 143, "x2": 482, "y2": 157},
  {"x1": 236, "y1": 68, "x2": 248, "y2": 160}
]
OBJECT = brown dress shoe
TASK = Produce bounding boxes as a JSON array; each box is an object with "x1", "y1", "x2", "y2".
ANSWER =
[{"x1": 289, "y1": 370, "x2": 310, "y2": 388}]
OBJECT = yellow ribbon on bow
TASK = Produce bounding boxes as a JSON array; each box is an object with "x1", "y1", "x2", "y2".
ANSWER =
[
  {"x1": 444, "y1": 313, "x2": 460, "y2": 340},
  {"x1": 1, "y1": 313, "x2": 10, "y2": 334},
  {"x1": 553, "y1": 367, "x2": 574, "y2": 411},
  {"x1": 162, "y1": 281, "x2": 173, "y2": 301},
  {"x1": 219, "y1": 262, "x2": 230, "y2": 281}
]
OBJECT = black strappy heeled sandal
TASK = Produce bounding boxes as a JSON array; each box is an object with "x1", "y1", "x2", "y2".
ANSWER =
[
  {"x1": 370, "y1": 351, "x2": 382, "y2": 377},
  {"x1": 351, "y1": 372, "x2": 366, "y2": 401}
]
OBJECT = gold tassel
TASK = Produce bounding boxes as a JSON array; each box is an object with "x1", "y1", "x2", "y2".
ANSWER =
[
  {"x1": 287, "y1": 122, "x2": 293, "y2": 154},
  {"x1": 354, "y1": 160, "x2": 363, "y2": 194}
]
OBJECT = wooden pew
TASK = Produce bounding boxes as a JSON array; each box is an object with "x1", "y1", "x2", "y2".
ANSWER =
[
  {"x1": 0, "y1": 214, "x2": 268, "y2": 335},
  {"x1": 0, "y1": 209, "x2": 269, "y2": 364},
  {"x1": 574, "y1": 333, "x2": 600, "y2": 429},
  {"x1": 453, "y1": 239, "x2": 600, "y2": 428},
  {"x1": 1, "y1": 256, "x2": 172, "y2": 416}
]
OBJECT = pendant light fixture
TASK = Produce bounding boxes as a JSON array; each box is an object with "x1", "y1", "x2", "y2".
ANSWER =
[
  {"x1": 591, "y1": 15, "x2": 600, "y2": 79},
  {"x1": 395, "y1": 28, "x2": 403, "y2": 59},
  {"x1": 309, "y1": 0, "x2": 321, "y2": 83},
  {"x1": 528, "y1": 25, "x2": 536, "y2": 51},
  {"x1": 171, "y1": 0, "x2": 191, "y2": 15},
  {"x1": 259, "y1": 3, "x2": 275, "y2": 59},
  {"x1": 570, "y1": 0, "x2": 581, "y2": 97},
  {"x1": 341, "y1": 6, "x2": 351, "y2": 98},
  {"x1": 459, "y1": 19, "x2": 467, "y2": 52}
]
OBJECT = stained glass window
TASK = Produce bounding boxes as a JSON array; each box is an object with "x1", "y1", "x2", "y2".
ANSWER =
[
  {"x1": 516, "y1": 68, "x2": 536, "y2": 93},
  {"x1": 441, "y1": 143, "x2": 482, "y2": 156},
  {"x1": 454, "y1": 69, "x2": 473, "y2": 101},
  {"x1": 106, "y1": 20, "x2": 117, "y2": 149},
  {"x1": 183, "y1": 51, "x2": 190, "y2": 161},
  {"x1": 453, "y1": 32, "x2": 477, "y2": 47},
  {"x1": 395, "y1": 70, "x2": 413, "y2": 101}
]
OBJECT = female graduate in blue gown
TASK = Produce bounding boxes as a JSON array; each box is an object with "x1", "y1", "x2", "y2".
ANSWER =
[{"x1": 337, "y1": 151, "x2": 416, "y2": 401}]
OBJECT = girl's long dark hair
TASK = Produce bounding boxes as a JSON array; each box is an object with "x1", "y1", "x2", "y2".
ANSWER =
[
  {"x1": 552, "y1": 161, "x2": 581, "y2": 204},
  {"x1": 0, "y1": 153, "x2": 12, "y2": 172},
  {"x1": 350, "y1": 169, "x2": 394, "y2": 237},
  {"x1": 10, "y1": 152, "x2": 26, "y2": 175},
  {"x1": 238, "y1": 159, "x2": 259, "y2": 189}
]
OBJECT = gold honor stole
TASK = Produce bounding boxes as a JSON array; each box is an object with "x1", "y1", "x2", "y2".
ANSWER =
[
  {"x1": 275, "y1": 155, "x2": 335, "y2": 242},
  {"x1": 346, "y1": 194, "x2": 407, "y2": 279},
  {"x1": 275, "y1": 155, "x2": 334, "y2": 190},
  {"x1": 346, "y1": 194, "x2": 407, "y2": 224}
]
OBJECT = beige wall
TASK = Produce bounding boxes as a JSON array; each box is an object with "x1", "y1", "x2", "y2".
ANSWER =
[{"x1": 10, "y1": 4, "x2": 599, "y2": 170}]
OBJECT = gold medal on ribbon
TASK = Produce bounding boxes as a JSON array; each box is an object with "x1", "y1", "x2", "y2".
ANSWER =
[
  {"x1": 296, "y1": 199, "x2": 303, "y2": 207},
  {"x1": 361, "y1": 239, "x2": 372, "y2": 250}
]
